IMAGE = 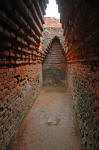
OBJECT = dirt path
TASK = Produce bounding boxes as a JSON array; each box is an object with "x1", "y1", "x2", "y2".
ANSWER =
[{"x1": 10, "y1": 86, "x2": 82, "y2": 150}]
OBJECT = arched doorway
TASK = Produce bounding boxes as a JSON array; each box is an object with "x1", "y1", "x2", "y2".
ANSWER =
[{"x1": 43, "y1": 36, "x2": 66, "y2": 86}]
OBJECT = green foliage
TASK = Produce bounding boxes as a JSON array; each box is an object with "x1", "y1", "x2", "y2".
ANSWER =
[{"x1": 45, "y1": 29, "x2": 51, "y2": 34}]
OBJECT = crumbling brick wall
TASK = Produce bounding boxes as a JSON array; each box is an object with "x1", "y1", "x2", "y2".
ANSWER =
[
  {"x1": 44, "y1": 17, "x2": 61, "y2": 28},
  {"x1": 57, "y1": 0, "x2": 99, "y2": 149},
  {"x1": 0, "y1": 63, "x2": 42, "y2": 150},
  {"x1": 0, "y1": 0, "x2": 48, "y2": 150},
  {"x1": 43, "y1": 17, "x2": 65, "y2": 51}
]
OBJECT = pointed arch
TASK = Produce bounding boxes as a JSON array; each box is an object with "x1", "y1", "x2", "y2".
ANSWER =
[{"x1": 43, "y1": 36, "x2": 65, "y2": 61}]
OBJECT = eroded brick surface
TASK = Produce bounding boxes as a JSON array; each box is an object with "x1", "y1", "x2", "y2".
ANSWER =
[
  {"x1": 66, "y1": 63, "x2": 99, "y2": 150},
  {"x1": 57, "y1": 0, "x2": 99, "y2": 149},
  {"x1": 43, "y1": 17, "x2": 65, "y2": 51},
  {"x1": 0, "y1": 1, "x2": 48, "y2": 149},
  {"x1": 0, "y1": 63, "x2": 42, "y2": 150}
]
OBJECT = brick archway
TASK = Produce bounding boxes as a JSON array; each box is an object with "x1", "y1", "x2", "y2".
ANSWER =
[{"x1": 43, "y1": 36, "x2": 66, "y2": 86}]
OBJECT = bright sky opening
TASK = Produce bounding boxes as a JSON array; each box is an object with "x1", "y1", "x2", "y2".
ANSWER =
[{"x1": 45, "y1": 0, "x2": 60, "y2": 19}]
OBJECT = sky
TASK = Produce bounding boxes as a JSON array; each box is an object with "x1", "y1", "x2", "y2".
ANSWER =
[{"x1": 44, "y1": 0, "x2": 60, "y2": 19}]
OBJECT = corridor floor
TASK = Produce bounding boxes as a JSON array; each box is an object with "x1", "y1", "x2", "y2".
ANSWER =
[{"x1": 10, "y1": 86, "x2": 82, "y2": 150}]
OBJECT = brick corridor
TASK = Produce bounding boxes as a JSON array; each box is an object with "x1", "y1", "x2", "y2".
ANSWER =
[{"x1": 10, "y1": 86, "x2": 82, "y2": 150}]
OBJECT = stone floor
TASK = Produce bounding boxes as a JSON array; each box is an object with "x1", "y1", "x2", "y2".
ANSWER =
[{"x1": 10, "y1": 86, "x2": 83, "y2": 150}]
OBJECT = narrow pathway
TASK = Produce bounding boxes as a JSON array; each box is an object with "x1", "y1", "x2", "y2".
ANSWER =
[{"x1": 10, "y1": 86, "x2": 82, "y2": 150}]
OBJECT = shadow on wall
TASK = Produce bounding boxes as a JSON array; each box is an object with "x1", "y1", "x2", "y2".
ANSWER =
[{"x1": 43, "y1": 67, "x2": 66, "y2": 86}]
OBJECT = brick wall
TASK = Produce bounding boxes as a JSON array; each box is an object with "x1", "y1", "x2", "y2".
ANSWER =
[
  {"x1": 57, "y1": 0, "x2": 99, "y2": 149},
  {"x1": 0, "y1": 63, "x2": 42, "y2": 150},
  {"x1": 0, "y1": 0, "x2": 48, "y2": 150},
  {"x1": 44, "y1": 17, "x2": 61, "y2": 27},
  {"x1": 66, "y1": 62, "x2": 99, "y2": 150},
  {"x1": 43, "y1": 17, "x2": 65, "y2": 51},
  {"x1": 43, "y1": 38, "x2": 66, "y2": 86}
]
